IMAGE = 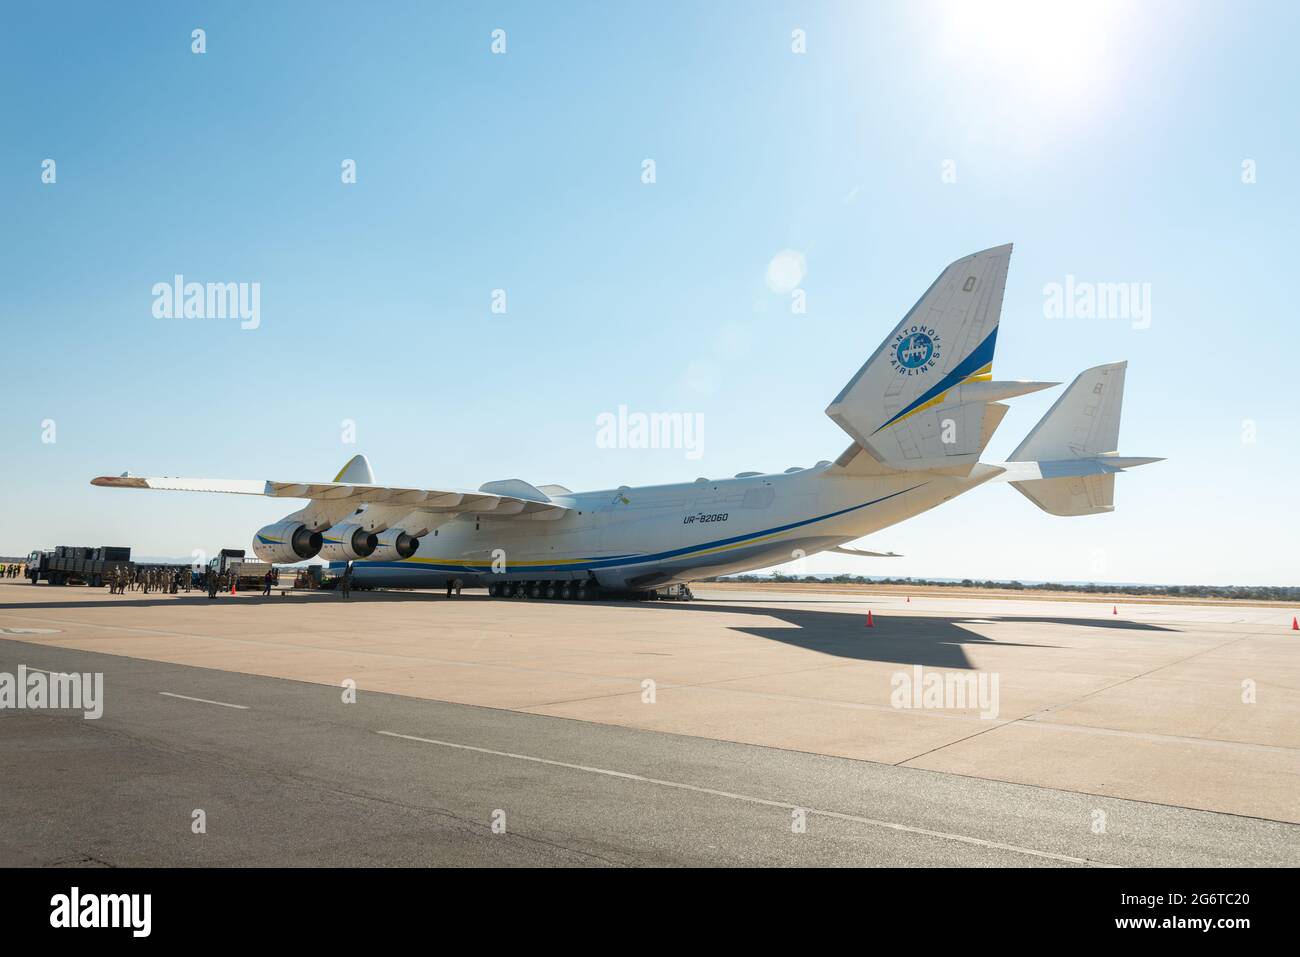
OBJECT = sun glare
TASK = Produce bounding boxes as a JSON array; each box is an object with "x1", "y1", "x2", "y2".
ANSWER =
[{"x1": 939, "y1": 0, "x2": 1128, "y2": 102}]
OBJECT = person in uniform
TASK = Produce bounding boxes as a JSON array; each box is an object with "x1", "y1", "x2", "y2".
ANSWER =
[
  {"x1": 262, "y1": 569, "x2": 273, "y2": 596},
  {"x1": 340, "y1": 563, "x2": 353, "y2": 599}
]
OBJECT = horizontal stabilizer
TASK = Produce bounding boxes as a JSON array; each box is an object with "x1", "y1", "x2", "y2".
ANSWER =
[
  {"x1": 1001, "y1": 362, "x2": 1162, "y2": 516},
  {"x1": 1012, "y1": 474, "x2": 1116, "y2": 516}
]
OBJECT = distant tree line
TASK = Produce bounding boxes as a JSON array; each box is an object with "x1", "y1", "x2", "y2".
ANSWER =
[{"x1": 704, "y1": 574, "x2": 1299, "y2": 602}]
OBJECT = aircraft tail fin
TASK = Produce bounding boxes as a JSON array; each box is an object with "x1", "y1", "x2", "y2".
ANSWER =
[
  {"x1": 1002, "y1": 362, "x2": 1162, "y2": 516},
  {"x1": 827, "y1": 244, "x2": 1037, "y2": 474}
]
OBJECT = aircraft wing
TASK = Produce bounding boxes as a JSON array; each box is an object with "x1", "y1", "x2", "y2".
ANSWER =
[
  {"x1": 90, "y1": 474, "x2": 570, "y2": 519},
  {"x1": 830, "y1": 546, "x2": 902, "y2": 557}
]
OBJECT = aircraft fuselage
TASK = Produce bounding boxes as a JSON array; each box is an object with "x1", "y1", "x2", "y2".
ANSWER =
[{"x1": 341, "y1": 463, "x2": 998, "y2": 590}]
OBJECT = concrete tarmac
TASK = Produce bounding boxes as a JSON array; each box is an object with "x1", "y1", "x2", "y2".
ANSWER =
[{"x1": 1, "y1": 580, "x2": 1297, "y2": 866}]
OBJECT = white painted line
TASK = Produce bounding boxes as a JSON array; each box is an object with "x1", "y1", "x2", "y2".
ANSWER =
[
  {"x1": 376, "y1": 730, "x2": 1115, "y2": 867},
  {"x1": 158, "y1": 692, "x2": 249, "y2": 710}
]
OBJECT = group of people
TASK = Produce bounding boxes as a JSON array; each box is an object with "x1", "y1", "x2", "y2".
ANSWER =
[
  {"x1": 98, "y1": 565, "x2": 281, "y2": 599},
  {"x1": 108, "y1": 565, "x2": 189, "y2": 595},
  {"x1": 0, "y1": 563, "x2": 26, "y2": 579}
]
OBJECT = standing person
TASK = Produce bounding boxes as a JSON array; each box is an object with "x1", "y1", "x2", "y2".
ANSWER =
[
  {"x1": 207, "y1": 570, "x2": 218, "y2": 599},
  {"x1": 262, "y1": 568, "x2": 273, "y2": 596},
  {"x1": 340, "y1": 563, "x2": 353, "y2": 599}
]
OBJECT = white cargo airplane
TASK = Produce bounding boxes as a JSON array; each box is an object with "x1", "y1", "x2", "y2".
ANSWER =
[{"x1": 93, "y1": 245, "x2": 1160, "y2": 599}]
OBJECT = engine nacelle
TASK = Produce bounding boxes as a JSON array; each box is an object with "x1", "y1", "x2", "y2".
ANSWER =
[
  {"x1": 319, "y1": 522, "x2": 379, "y2": 561},
  {"x1": 252, "y1": 521, "x2": 323, "y2": 563},
  {"x1": 369, "y1": 527, "x2": 420, "y2": 562}
]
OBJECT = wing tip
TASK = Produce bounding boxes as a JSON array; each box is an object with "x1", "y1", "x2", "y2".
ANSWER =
[{"x1": 91, "y1": 475, "x2": 149, "y2": 489}]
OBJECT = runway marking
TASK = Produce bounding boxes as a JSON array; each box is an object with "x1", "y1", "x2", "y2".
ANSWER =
[
  {"x1": 158, "y1": 692, "x2": 249, "y2": 710},
  {"x1": 376, "y1": 730, "x2": 1116, "y2": 867}
]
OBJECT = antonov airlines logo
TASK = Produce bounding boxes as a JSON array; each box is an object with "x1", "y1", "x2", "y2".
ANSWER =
[{"x1": 890, "y1": 325, "x2": 940, "y2": 374}]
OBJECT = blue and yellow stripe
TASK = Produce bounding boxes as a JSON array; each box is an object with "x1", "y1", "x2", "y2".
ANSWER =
[
  {"x1": 873, "y1": 327, "x2": 998, "y2": 435},
  {"x1": 351, "y1": 484, "x2": 925, "y2": 574}
]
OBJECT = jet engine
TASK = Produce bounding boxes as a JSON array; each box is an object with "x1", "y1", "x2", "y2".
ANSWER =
[
  {"x1": 252, "y1": 521, "x2": 323, "y2": 563},
  {"x1": 318, "y1": 522, "x2": 379, "y2": 561},
  {"x1": 369, "y1": 527, "x2": 421, "y2": 562}
]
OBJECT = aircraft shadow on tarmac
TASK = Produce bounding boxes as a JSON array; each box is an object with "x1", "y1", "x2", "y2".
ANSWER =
[
  {"x1": 6, "y1": 588, "x2": 1176, "y2": 671},
  {"x1": 629, "y1": 600, "x2": 1176, "y2": 670}
]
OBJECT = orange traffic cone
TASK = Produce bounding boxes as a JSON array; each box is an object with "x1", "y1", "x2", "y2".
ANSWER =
[
  {"x1": 1292, "y1": 616, "x2": 1298, "y2": 631},
  {"x1": 906, "y1": 596, "x2": 911, "y2": 603},
  {"x1": 866, "y1": 610, "x2": 874, "y2": 628},
  {"x1": 1112, "y1": 605, "x2": 1117, "y2": 615}
]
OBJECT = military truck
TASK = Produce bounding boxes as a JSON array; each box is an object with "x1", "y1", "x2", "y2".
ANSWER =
[
  {"x1": 207, "y1": 548, "x2": 276, "y2": 590},
  {"x1": 27, "y1": 545, "x2": 132, "y2": 587}
]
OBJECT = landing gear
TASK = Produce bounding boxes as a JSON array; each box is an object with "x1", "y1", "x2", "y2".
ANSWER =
[{"x1": 488, "y1": 579, "x2": 601, "y2": 600}]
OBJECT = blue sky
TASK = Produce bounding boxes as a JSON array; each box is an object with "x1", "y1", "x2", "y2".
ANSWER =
[{"x1": 2, "y1": 1, "x2": 1297, "y2": 585}]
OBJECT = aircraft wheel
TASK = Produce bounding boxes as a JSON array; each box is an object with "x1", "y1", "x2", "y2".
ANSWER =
[
  {"x1": 544, "y1": 582, "x2": 557, "y2": 599},
  {"x1": 560, "y1": 582, "x2": 574, "y2": 600},
  {"x1": 529, "y1": 582, "x2": 542, "y2": 599}
]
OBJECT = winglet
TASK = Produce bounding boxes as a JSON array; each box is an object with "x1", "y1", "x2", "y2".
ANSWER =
[{"x1": 333, "y1": 454, "x2": 375, "y2": 484}]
